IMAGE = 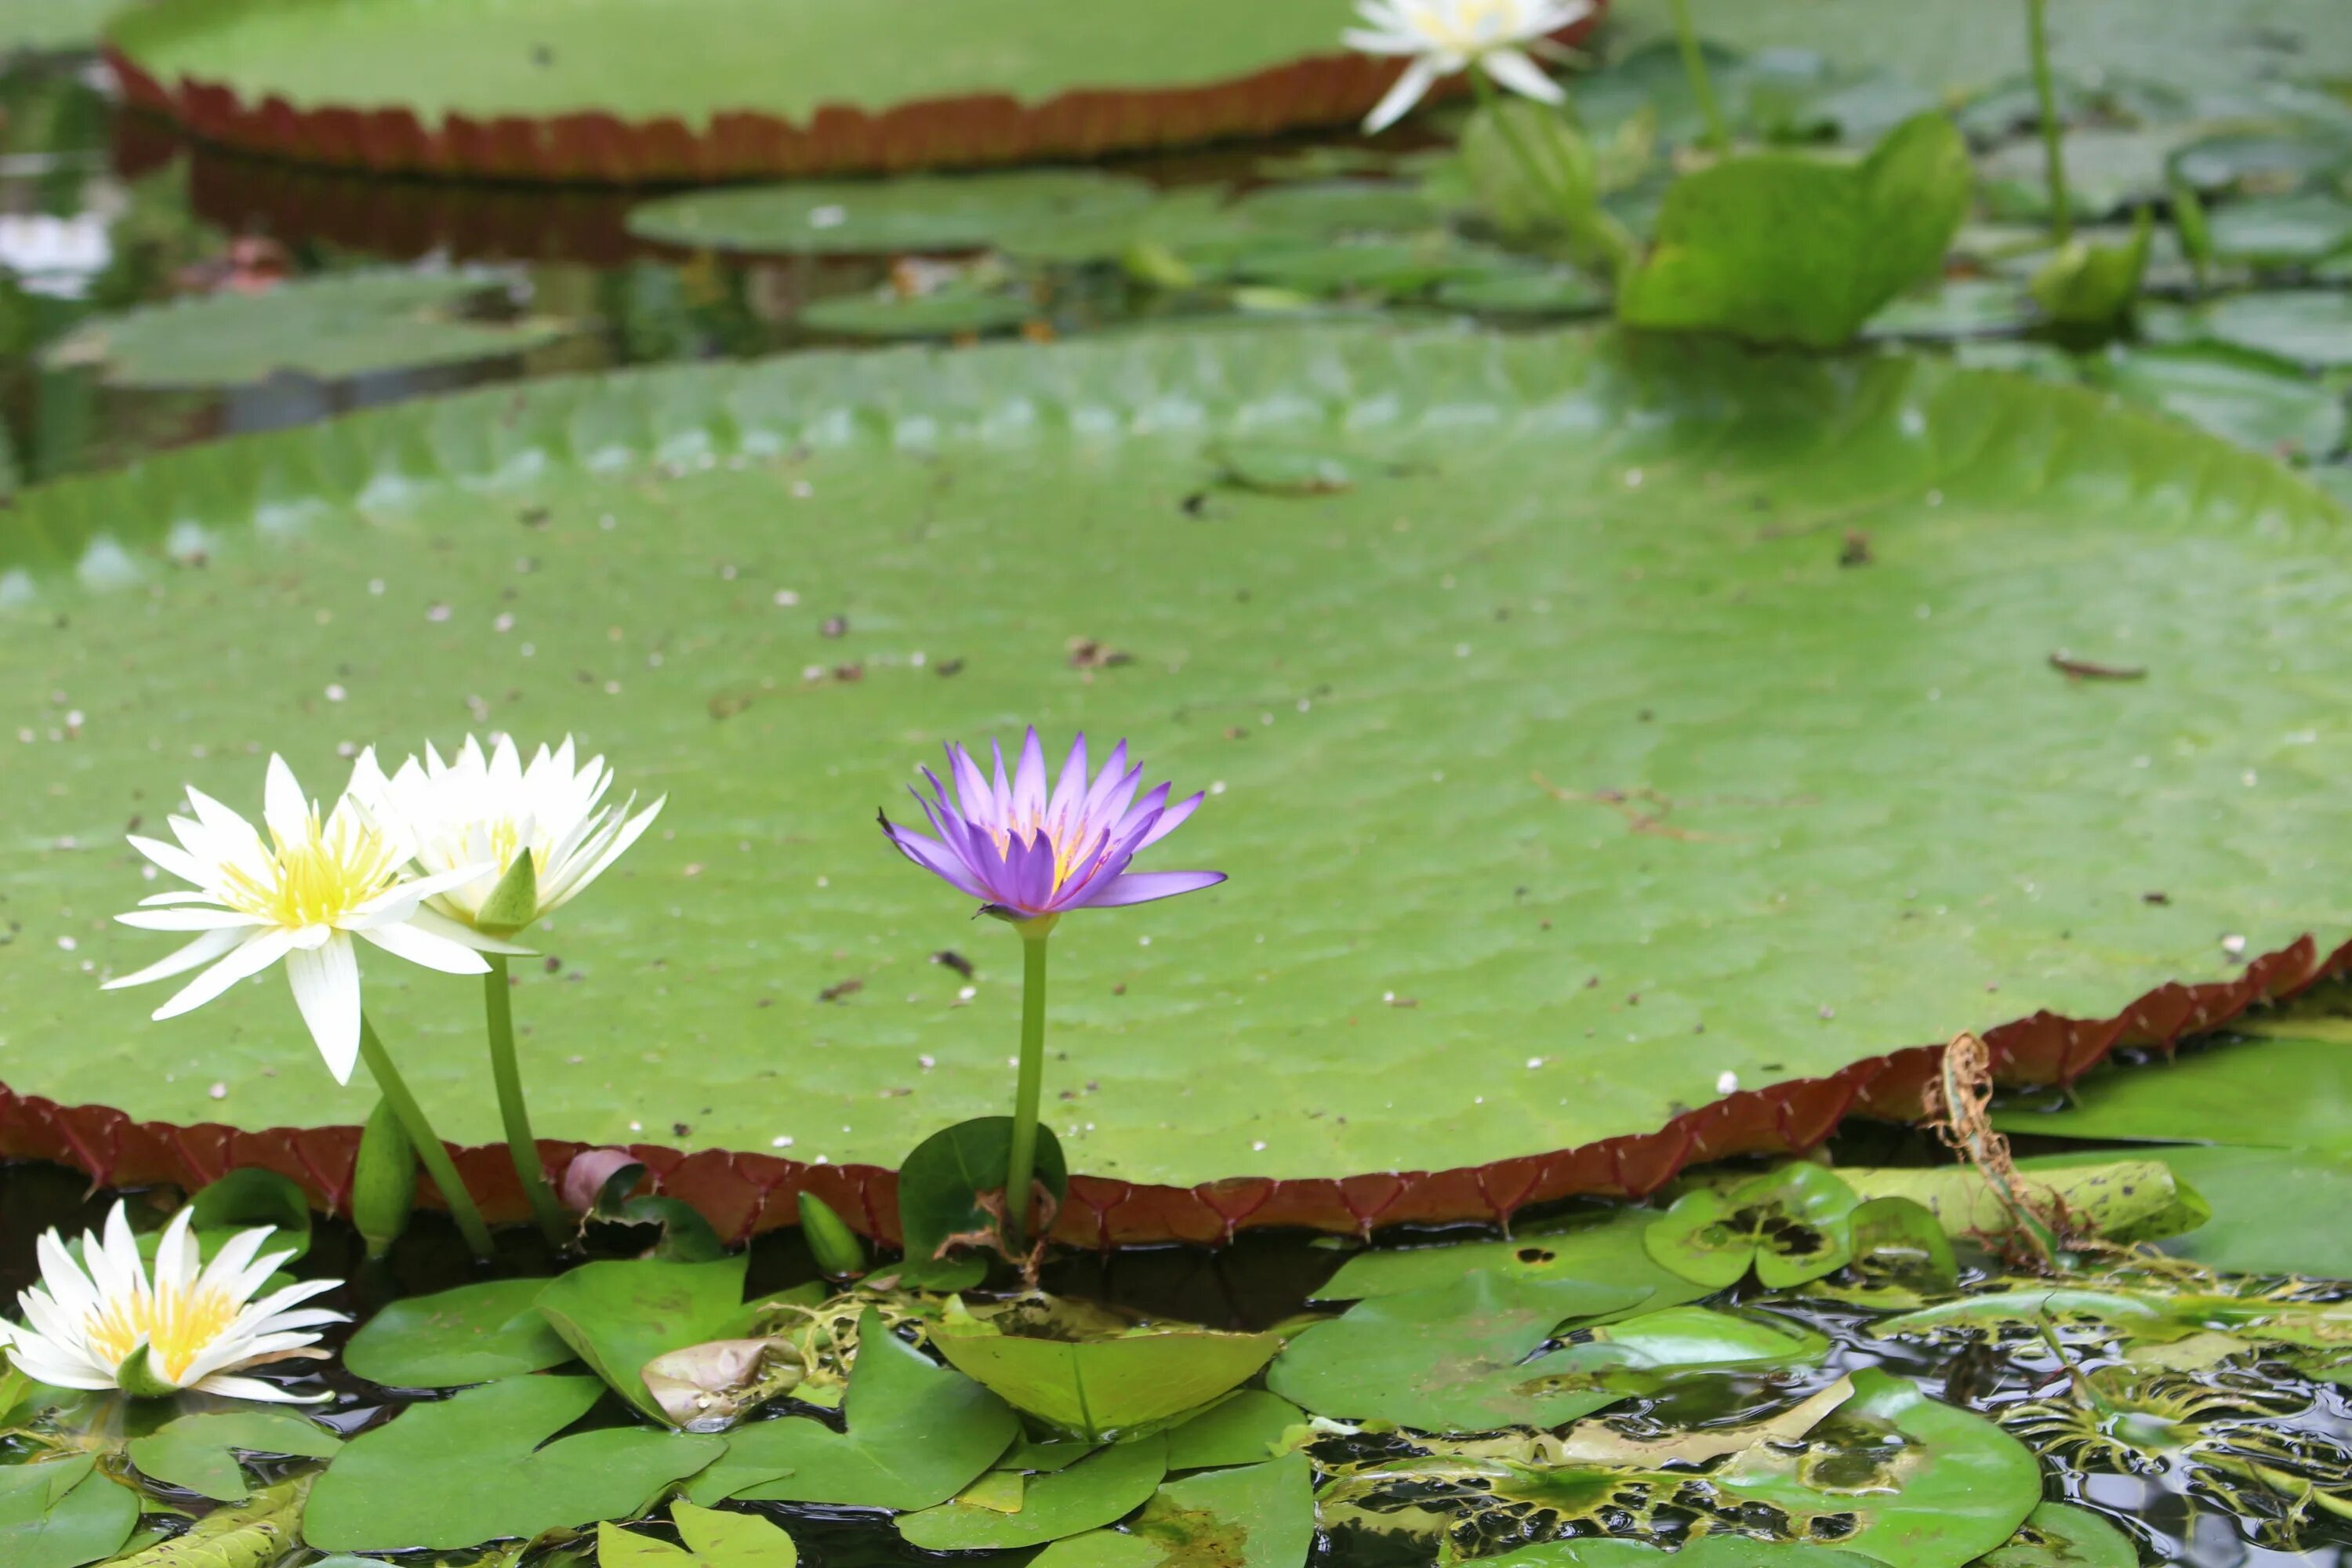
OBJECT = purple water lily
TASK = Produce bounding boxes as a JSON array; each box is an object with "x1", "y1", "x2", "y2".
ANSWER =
[{"x1": 880, "y1": 729, "x2": 1224, "y2": 924}]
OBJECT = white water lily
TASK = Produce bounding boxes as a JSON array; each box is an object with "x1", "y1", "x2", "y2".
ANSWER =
[
  {"x1": 0, "y1": 1201, "x2": 345, "y2": 1402},
  {"x1": 1345, "y1": 0, "x2": 1588, "y2": 132},
  {"x1": 103, "y1": 755, "x2": 510, "y2": 1083},
  {"x1": 351, "y1": 735, "x2": 664, "y2": 935}
]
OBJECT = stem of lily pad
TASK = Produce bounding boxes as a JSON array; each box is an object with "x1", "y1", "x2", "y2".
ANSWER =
[
  {"x1": 358, "y1": 1014, "x2": 495, "y2": 1260},
  {"x1": 2024, "y1": 0, "x2": 2071, "y2": 243},
  {"x1": 1002, "y1": 925, "x2": 1052, "y2": 1254},
  {"x1": 1668, "y1": 0, "x2": 1730, "y2": 153},
  {"x1": 484, "y1": 956, "x2": 567, "y2": 1250}
]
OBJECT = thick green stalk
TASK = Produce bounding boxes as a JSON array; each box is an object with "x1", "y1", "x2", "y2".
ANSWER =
[
  {"x1": 484, "y1": 956, "x2": 567, "y2": 1248},
  {"x1": 1668, "y1": 0, "x2": 1730, "y2": 152},
  {"x1": 358, "y1": 1015, "x2": 495, "y2": 1259},
  {"x1": 1002, "y1": 927, "x2": 1052, "y2": 1251},
  {"x1": 2025, "y1": 0, "x2": 2071, "y2": 243}
]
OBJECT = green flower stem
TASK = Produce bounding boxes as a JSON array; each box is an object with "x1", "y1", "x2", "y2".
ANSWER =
[
  {"x1": 484, "y1": 956, "x2": 567, "y2": 1249},
  {"x1": 1002, "y1": 925, "x2": 1052, "y2": 1252},
  {"x1": 1668, "y1": 0, "x2": 1730, "y2": 152},
  {"x1": 1467, "y1": 68, "x2": 1635, "y2": 278},
  {"x1": 2025, "y1": 0, "x2": 2071, "y2": 243},
  {"x1": 358, "y1": 1014, "x2": 495, "y2": 1260}
]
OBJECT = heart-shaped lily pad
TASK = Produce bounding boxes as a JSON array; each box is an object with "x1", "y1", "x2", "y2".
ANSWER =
[
  {"x1": 343, "y1": 1276, "x2": 578, "y2": 1388},
  {"x1": 931, "y1": 1310, "x2": 1281, "y2": 1442},
  {"x1": 1645, "y1": 1164, "x2": 1860, "y2": 1289}
]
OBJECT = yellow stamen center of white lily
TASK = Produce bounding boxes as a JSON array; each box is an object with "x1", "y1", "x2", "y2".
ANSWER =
[
  {"x1": 84, "y1": 1283, "x2": 243, "y2": 1384},
  {"x1": 1406, "y1": 0, "x2": 1517, "y2": 48},
  {"x1": 220, "y1": 811, "x2": 401, "y2": 928}
]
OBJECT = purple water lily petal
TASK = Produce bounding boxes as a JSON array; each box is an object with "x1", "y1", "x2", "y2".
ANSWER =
[{"x1": 877, "y1": 728, "x2": 1224, "y2": 922}]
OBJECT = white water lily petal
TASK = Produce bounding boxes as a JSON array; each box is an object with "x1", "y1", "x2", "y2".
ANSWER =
[
  {"x1": 285, "y1": 936, "x2": 362, "y2": 1084},
  {"x1": 1480, "y1": 46, "x2": 1565, "y2": 101},
  {"x1": 1365, "y1": 56, "x2": 1444, "y2": 132},
  {"x1": 191, "y1": 1374, "x2": 327, "y2": 1403},
  {"x1": 355, "y1": 919, "x2": 493, "y2": 975},
  {"x1": 115, "y1": 908, "x2": 267, "y2": 932},
  {"x1": 152, "y1": 928, "x2": 299, "y2": 1021},
  {"x1": 1344, "y1": 0, "x2": 1582, "y2": 128},
  {"x1": 102, "y1": 927, "x2": 245, "y2": 992}
]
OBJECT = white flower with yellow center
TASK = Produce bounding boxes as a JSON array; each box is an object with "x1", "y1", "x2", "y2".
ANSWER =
[
  {"x1": 350, "y1": 735, "x2": 664, "y2": 936},
  {"x1": 0, "y1": 1201, "x2": 344, "y2": 1402},
  {"x1": 1345, "y1": 0, "x2": 1588, "y2": 131},
  {"x1": 103, "y1": 756, "x2": 510, "y2": 1083}
]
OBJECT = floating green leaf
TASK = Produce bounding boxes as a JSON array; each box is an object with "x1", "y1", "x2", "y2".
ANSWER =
[
  {"x1": 127, "y1": 1409, "x2": 342, "y2": 1501},
  {"x1": 1432, "y1": 265, "x2": 1610, "y2": 317},
  {"x1": 598, "y1": 1501, "x2": 799, "y2": 1567},
  {"x1": 688, "y1": 1307, "x2": 1018, "y2": 1508},
  {"x1": 797, "y1": 289, "x2": 1036, "y2": 340},
  {"x1": 1029, "y1": 1454, "x2": 1315, "y2": 1568},
  {"x1": 1844, "y1": 1195, "x2": 1958, "y2": 1290},
  {"x1": 1994, "y1": 1029, "x2": 2352, "y2": 1150},
  {"x1": 1315, "y1": 1210, "x2": 1710, "y2": 1308},
  {"x1": 2087, "y1": 343, "x2": 2348, "y2": 459},
  {"x1": 343, "y1": 1276, "x2": 577, "y2": 1388},
  {"x1": 42, "y1": 270, "x2": 561, "y2": 389},
  {"x1": 1980, "y1": 1502, "x2": 2138, "y2": 1568},
  {"x1": 2144, "y1": 289, "x2": 2352, "y2": 366},
  {"x1": 2207, "y1": 192, "x2": 2352, "y2": 263},
  {"x1": 901, "y1": 1434, "x2": 1167, "y2": 1549},
  {"x1": 1645, "y1": 1163, "x2": 1860, "y2": 1289},
  {"x1": 187, "y1": 1168, "x2": 313, "y2": 1260},
  {"x1": 1861, "y1": 278, "x2": 2034, "y2": 340},
  {"x1": 1162, "y1": 1391, "x2": 1301, "y2": 1470},
  {"x1": 0, "y1": 1453, "x2": 137, "y2": 1568},
  {"x1": 535, "y1": 1256, "x2": 755, "y2": 1425},
  {"x1": 1222, "y1": 182, "x2": 1442, "y2": 238},
  {"x1": 1475, "y1": 1540, "x2": 1878, "y2": 1567},
  {"x1": 304, "y1": 1374, "x2": 724, "y2": 1551},
  {"x1": 629, "y1": 172, "x2": 1154, "y2": 256},
  {"x1": 1618, "y1": 111, "x2": 1971, "y2": 347}
]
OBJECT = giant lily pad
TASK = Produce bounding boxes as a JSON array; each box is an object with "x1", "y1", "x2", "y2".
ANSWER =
[
  {"x1": 104, "y1": 0, "x2": 1453, "y2": 181},
  {"x1": 1994, "y1": 1029, "x2": 2352, "y2": 1150},
  {"x1": 4, "y1": 326, "x2": 2351, "y2": 1237},
  {"x1": 688, "y1": 1308, "x2": 1018, "y2": 1508},
  {"x1": 303, "y1": 1374, "x2": 724, "y2": 1551}
]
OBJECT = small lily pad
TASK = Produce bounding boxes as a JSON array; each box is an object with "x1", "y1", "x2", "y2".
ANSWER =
[
  {"x1": 628, "y1": 172, "x2": 1156, "y2": 256},
  {"x1": 127, "y1": 1410, "x2": 342, "y2": 1502},
  {"x1": 0, "y1": 1454, "x2": 138, "y2": 1568},
  {"x1": 534, "y1": 1256, "x2": 757, "y2": 1426},
  {"x1": 797, "y1": 289, "x2": 1036, "y2": 340},
  {"x1": 2171, "y1": 130, "x2": 2352, "y2": 194},
  {"x1": 599, "y1": 1501, "x2": 800, "y2": 1567},
  {"x1": 343, "y1": 1276, "x2": 578, "y2": 1388},
  {"x1": 1029, "y1": 1453, "x2": 1316, "y2": 1568},
  {"x1": 41, "y1": 269, "x2": 561, "y2": 389},
  {"x1": 900, "y1": 1434, "x2": 1167, "y2": 1550},
  {"x1": 305, "y1": 1374, "x2": 725, "y2": 1552},
  {"x1": 1314, "y1": 1209, "x2": 1710, "y2": 1309},
  {"x1": 1645, "y1": 1163, "x2": 1860, "y2": 1289},
  {"x1": 2143, "y1": 289, "x2": 2352, "y2": 366},
  {"x1": 1162, "y1": 1391, "x2": 1301, "y2": 1470},
  {"x1": 187, "y1": 1168, "x2": 314, "y2": 1261},
  {"x1": 1477, "y1": 1540, "x2": 1878, "y2": 1567},
  {"x1": 688, "y1": 1307, "x2": 1018, "y2": 1508},
  {"x1": 1223, "y1": 182, "x2": 1443, "y2": 239},
  {"x1": 1980, "y1": 1502, "x2": 2138, "y2": 1568},
  {"x1": 895, "y1": 1116, "x2": 1069, "y2": 1290},
  {"x1": 2088, "y1": 343, "x2": 2348, "y2": 458},
  {"x1": 2206, "y1": 191, "x2": 2352, "y2": 263},
  {"x1": 1434, "y1": 266, "x2": 1610, "y2": 317},
  {"x1": 1862, "y1": 278, "x2": 2034, "y2": 339}
]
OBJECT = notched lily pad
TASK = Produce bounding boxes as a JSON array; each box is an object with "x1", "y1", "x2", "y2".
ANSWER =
[
  {"x1": 533, "y1": 1255, "x2": 757, "y2": 1426},
  {"x1": 343, "y1": 1276, "x2": 577, "y2": 1388},
  {"x1": 899, "y1": 1433, "x2": 1167, "y2": 1549},
  {"x1": 931, "y1": 1298, "x2": 1280, "y2": 1442},
  {"x1": 600, "y1": 1500, "x2": 800, "y2": 1566},
  {"x1": 1029, "y1": 1453, "x2": 1316, "y2": 1568},
  {"x1": 126, "y1": 1409, "x2": 342, "y2": 1501},
  {"x1": 1646, "y1": 1164, "x2": 1860, "y2": 1288}
]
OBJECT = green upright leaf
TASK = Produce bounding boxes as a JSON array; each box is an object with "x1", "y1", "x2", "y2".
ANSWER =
[
  {"x1": 688, "y1": 1308, "x2": 1018, "y2": 1508},
  {"x1": 350, "y1": 1094, "x2": 417, "y2": 1260},
  {"x1": 895, "y1": 1117, "x2": 1067, "y2": 1289},
  {"x1": 304, "y1": 1375, "x2": 724, "y2": 1551},
  {"x1": 1619, "y1": 111, "x2": 1971, "y2": 347}
]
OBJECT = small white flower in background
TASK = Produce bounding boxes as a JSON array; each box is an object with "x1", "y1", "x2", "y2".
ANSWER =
[
  {"x1": 103, "y1": 755, "x2": 512, "y2": 1083},
  {"x1": 1, "y1": 1201, "x2": 344, "y2": 1402},
  {"x1": 1345, "y1": 0, "x2": 1588, "y2": 132},
  {"x1": 0, "y1": 213, "x2": 111, "y2": 300},
  {"x1": 351, "y1": 735, "x2": 664, "y2": 935}
]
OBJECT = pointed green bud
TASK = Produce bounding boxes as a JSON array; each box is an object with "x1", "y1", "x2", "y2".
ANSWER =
[
  {"x1": 116, "y1": 1342, "x2": 180, "y2": 1399},
  {"x1": 797, "y1": 1192, "x2": 868, "y2": 1280},
  {"x1": 473, "y1": 851, "x2": 540, "y2": 938},
  {"x1": 352, "y1": 1094, "x2": 418, "y2": 1260}
]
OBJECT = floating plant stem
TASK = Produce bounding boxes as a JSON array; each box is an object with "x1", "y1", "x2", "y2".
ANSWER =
[
  {"x1": 1004, "y1": 922, "x2": 1054, "y2": 1252},
  {"x1": 2024, "y1": 0, "x2": 2072, "y2": 243},
  {"x1": 484, "y1": 954, "x2": 566, "y2": 1248},
  {"x1": 1668, "y1": 0, "x2": 1729, "y2": 152},
  {"x1": 359, "y1": 1014, "x2": 495, "y2": 1259}
]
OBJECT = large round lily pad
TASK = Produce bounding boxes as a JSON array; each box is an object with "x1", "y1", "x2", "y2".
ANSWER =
[
  {"x1": 2, "y1": 325, "x2": 2348, "y2": 1243},
  {"x1": 103, "y1": 0, "x2": 1574, "y2": 182}
]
